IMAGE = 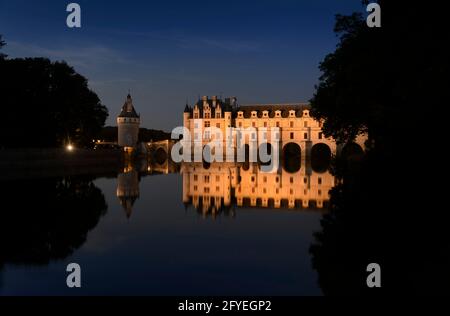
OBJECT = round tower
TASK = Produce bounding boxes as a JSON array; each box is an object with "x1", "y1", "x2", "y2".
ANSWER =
[{"x1": 117, "y1": 93, "x2": 140, "y2": 152}]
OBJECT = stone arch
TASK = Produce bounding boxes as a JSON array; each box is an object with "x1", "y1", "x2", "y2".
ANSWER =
[
  {"x1": 342, "y1": 142, "x2": 364, "y2": 161},
  {"x1": 282, "y1": 142, "x2": 301, "y2": 173},
  {"x1": 311, "y1": 143, "x2": 332, "y2": 173},
  {"x1": 154, "y1": 147, "x2": 168, "y2": 165}
]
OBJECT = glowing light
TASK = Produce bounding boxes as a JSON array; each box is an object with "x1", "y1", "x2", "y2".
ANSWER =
[{"x1": 66, "y1": 144, "x2": 74, "y2": 152}]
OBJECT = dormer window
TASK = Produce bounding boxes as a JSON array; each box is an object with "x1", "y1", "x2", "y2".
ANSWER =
[
  {"x1": 263, "y1": 111, "x2": 269, "y2": 117},
  {"x1": 251, "y1": 111, "x2": 257, "y2": 118},
  {"x1": 289, "y1": 110, "x2": 295, "y2": 117},
  {"x1": 238, "y1": 111, "x2": 243, "y2": 118},
  {"x1": 275, "y1": 111, "x2": 281, "y2": 117},
  {"x1": 303, "y1": 110, "x2": 310, "y2": 117}
]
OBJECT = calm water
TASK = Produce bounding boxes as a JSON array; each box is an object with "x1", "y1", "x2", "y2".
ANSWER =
[{"x1": 0, "y1": 160, "x2": 330, "y2": 296}]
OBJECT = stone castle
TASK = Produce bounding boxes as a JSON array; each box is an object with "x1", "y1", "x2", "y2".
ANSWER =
[{"x1": 183, "y1": 96, "x2": 366, "y2": 159}]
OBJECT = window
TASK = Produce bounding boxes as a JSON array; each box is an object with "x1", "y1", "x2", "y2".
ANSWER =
[
  {"x1": 290, "y1": 121, "x2": 294, "y2": 128},
  {"x1": 216, "y1": 113, "x2": 221, "y2": 119},
  {"x1": 263, "y1": 176, "x2": 267, "y2": 183},
  {"x1": 290, "y1": 132, "x2": 294, "y2": 140},
  {"x1": 216, "y1": 123, "x2": 220, "y2": 128},
  {"x1": 204, "y1": 113, "x2": 210, "y2": 119},
  {"x1": 263, "y1": 188, "x2": 267, "y2": 194},
  {"x1": 290, "y1": 177, "x2": 294, "y2": 184},
  {"x1": 276, "y1": 122, "x2": 280, "y2": 127},
  {"x1": 204, "y1": 175, "x2": 210, "y2": 183},
  {"x1": 204, "y1": 187, "x2": 210, "y2": 193},
  {"x1": 194, "y1": 175, "x2": 198, "y2": 181},
  {"x1": 264, "y1": 122, "x2": 268, "y2": 127},
  {"x1": 194, "y1": 113, "x2": 199, "y2": 119},
  {"x1": 204, "y1": 121, "x2": 210, "y2": 127},
  {"x1": 252, "y1": 122, "x2": 256, "y2": 128},
  {"x1": 238, "y1": 122, "x2": 243, "y2": 128},
  {"x1": 216, "y1": 175, "x2": 220, "y2": 182},
  {"x1": 251, "y1": 176, "x2": 255, "y2": 182},
  {"x1": 318, "y1": 132, "x2": 323, "y2": 139},
  {"x1": 304, "y1": 121, "x2": 308, "y2": 128},
  {"x1": 318, "y1": 190, "x2": 322, "y2": 196},
  {"x1": 304, "y1": 177, "x2": 308, "y2": 184},
  {"x1": 194, "y1": 185, "x2": 198, "y2": 191},
  {"x1": 318, "y1": 177, "x2": 322, "y2": 185},
  {"x1": 304, "y1": 133, "x2": 308, "y2": 140},
  {"x1": 216, "y1": 186, "x2": 220, "y2": 192},
  {"x1": 290, "y1": 189, "x2": 294, "y2": 194}
]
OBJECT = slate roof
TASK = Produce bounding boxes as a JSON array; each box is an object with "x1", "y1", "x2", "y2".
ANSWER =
[{"x1": 118, "y1": 94, "x2": 140, "y2": 118}]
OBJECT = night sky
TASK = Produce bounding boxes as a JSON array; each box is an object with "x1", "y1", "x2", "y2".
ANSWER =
[{"x1": 0, "y1": 0, "x2": 365, "y2": 130}]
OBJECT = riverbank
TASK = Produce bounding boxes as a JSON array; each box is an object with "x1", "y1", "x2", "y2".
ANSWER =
[{"x1": 0, "y1": 148, "x2": 123, "y2": 180}]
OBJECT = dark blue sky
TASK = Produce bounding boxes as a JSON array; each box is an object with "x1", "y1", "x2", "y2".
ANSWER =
[{"x1": 0, "y1": 0, "x2": 365, "y2": 130}]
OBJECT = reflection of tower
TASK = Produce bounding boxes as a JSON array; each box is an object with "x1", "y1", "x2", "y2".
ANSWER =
[
  {"x1": 117, "y1": 93, "x2": 140, "y2": 152},
  {"x1": 116, "y1": 166, "x2": 140, "y2": 219}
]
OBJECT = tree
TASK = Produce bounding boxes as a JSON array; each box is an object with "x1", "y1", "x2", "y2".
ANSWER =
[
  {"x1": 0, "y1": 34, "x2": 6, "y2": 59},
  {"x1": 310, "y1": 0, "x2": 449, "y2": 152},
  {"x1": 0, "y1": 58, "x2": 108, "y2": 148},
  {"x1": 309, "y1": 1, "x2": 450, "y2": 295}
]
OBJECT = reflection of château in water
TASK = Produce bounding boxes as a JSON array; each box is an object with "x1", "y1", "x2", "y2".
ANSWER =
[
  {"x1": 182, "y1": 160, "x2": 336, "y2": 218},
  {"x1": 116, "y1": 163, "x2": 140, "y2": 219}
]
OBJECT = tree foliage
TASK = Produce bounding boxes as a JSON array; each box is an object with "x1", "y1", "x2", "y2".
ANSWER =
[
  {"x1": 310, "y1": 1, "x2": 450, "y2": 295},
  {"x1": 0, "y1": 56, "x2": 108, "y2": 148},
  {"x1": 0, "y1": 34, "x2": 6, "y2": 59},
  {"x1": 310, "y1": 1, "x2": 449, "y2": 150}
]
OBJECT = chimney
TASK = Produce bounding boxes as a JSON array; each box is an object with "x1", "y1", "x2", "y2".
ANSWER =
[{"x1": 202, "y1": 95, "x2": 208, "y2": 107}]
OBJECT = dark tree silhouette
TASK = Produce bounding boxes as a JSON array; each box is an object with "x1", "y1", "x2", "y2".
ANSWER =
[
  {"x1": 0, "y1": 34, "x2": 6, "y2": 59},
  {"x1": 310, "y1": 0, "x2": 449, "y2": 151},
  {"x1": 310, "y1": 1, "x2": 450, "y2": 295},
  {"x1": 0, "y1": 57, "x2": 108, "y2": 148},
  {"x1": 0, "y1": 176, "x2": 107, "y2": 268}
]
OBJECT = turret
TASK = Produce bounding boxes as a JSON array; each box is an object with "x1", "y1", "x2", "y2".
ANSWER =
[{"x1": 117, "y1": 93, "x2": 141, "y2": 151}]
